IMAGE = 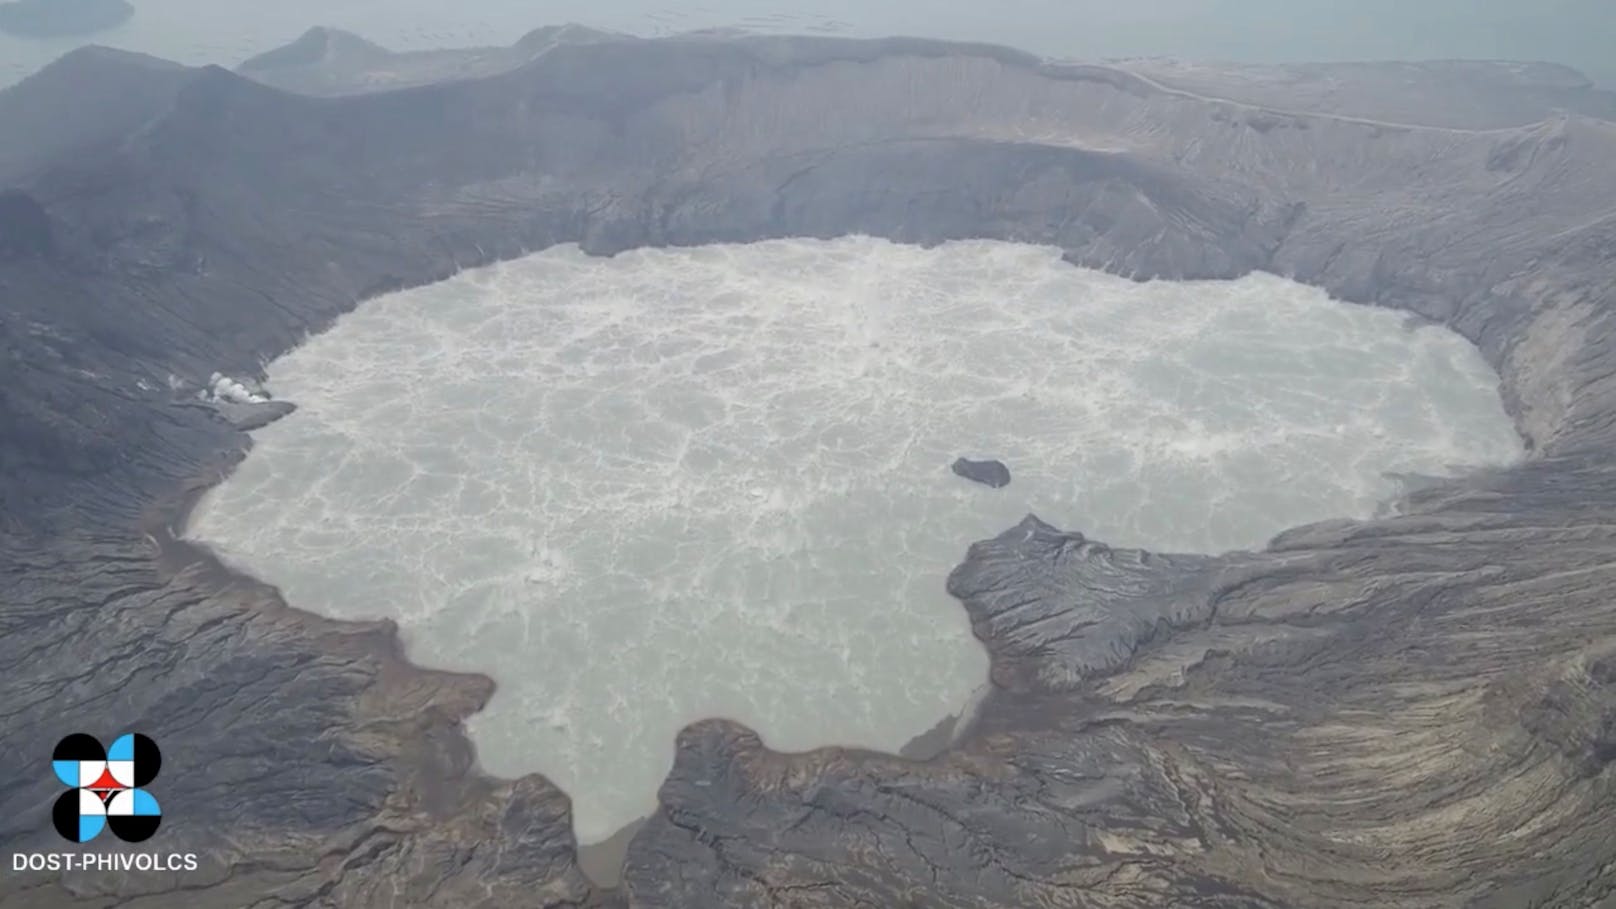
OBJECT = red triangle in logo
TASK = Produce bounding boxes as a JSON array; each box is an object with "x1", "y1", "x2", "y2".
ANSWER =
[{"x1": 88, "y1": 768, "x2": 121, "y2": 791}]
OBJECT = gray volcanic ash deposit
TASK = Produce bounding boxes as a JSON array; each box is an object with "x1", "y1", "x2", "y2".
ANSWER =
[{"x1": 1, "y1": 28, "x2": 1615, "y2": 908}]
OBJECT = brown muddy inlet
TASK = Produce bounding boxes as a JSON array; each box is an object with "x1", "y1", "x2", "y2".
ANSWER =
[{"x1": 188, "y1": 237, "x2": 1522, "y2": 846}]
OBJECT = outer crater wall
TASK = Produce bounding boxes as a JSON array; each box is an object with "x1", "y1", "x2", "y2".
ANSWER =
[{"x1": 1, "y1": 34, "x2": 1614, "y2": 907}]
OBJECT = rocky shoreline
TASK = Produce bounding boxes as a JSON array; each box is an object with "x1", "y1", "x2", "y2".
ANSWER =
[{"x1": 2, "y1": 30, "x2": 1614, "y2": 908}]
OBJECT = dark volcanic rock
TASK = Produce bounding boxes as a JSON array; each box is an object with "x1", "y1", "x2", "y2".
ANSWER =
[
  {"x1": 2, "y1": 30, "x2": 1616, "y2": 908},
  {"x1": 0, "y1": 189, "x2": 51, "y2": 258},
  {"x1": 951, "y1": 456, "x2": 1012, "y2": 488}
]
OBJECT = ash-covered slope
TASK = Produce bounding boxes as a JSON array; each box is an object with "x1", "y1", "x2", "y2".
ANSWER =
[
  {"x1": 1, "y1": 32, "x2": 1614, "y2": 908},
  {"x1": 1117, "y1": 58, "x2": 1616, "y2": 130},
  {"x1": 0, "y1": 47, "x2": 191, "y2": 185}
]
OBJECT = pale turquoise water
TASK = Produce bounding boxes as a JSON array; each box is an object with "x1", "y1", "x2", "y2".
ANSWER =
[
  {"x1": 188, "y1": 237, "x2": 1522, "y2": 843},
  {"x1": 2, "y1": 0, "x2": 1611, "y2": 88}
]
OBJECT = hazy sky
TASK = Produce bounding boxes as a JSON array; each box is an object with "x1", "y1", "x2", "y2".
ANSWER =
[{"x1": 2, "y1": 0, "x2": 1612, "y2": 88}]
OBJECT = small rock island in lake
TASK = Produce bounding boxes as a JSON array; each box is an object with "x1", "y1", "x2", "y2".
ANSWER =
[
  {"x1": 951, "y1": 457, "x2": 1012, "y2": 489},
  {"x1": 0, "y1": 0, "x2": 133, "y2": 38}
]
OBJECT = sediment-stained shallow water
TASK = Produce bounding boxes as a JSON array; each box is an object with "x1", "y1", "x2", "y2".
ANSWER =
[{"x1": 188, "y1": 236, "x2": 1523, "y2": 841}]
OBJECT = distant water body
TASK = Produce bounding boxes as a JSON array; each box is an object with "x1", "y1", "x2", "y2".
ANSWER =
[{"x1": 2, "y1": 0, "x2": 1612, "y2": 89}]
